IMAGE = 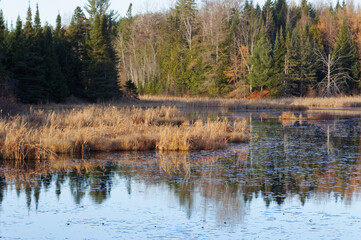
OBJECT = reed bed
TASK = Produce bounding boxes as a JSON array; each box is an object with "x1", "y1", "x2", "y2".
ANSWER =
[
  {"x1": 140, "y1": 95, "x2": 361, "y2": 110},
  {"x1": 140, "y1": 95, "x2": 308, "y2": 111},
  {"x1": 0, "y1": 106, "x2": 248, "y2": 161}
]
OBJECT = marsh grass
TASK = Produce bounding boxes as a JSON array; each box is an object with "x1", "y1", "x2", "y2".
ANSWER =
[
  {"x1": 140, "y1": 95, "x2": 361, "y2": 110},
  {"x1": 140, "y1": 95, "x2": 308, "y2": 111},
  {"x1": 0, "y1": 106, "x2": 248, "y2": 161}
]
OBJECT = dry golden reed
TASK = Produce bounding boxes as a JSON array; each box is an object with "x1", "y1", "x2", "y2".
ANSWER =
[
  {"x1": 0, "y1": 106, "x2": 248, "y2": 160},
  {"x1": 141, "y1": 95, "x2": 361, "y2": 110}
]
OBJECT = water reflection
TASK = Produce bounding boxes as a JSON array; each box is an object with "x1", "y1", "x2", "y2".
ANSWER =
[{"x1": 0, "y1": 115, "x2": 361, "y2": 226}]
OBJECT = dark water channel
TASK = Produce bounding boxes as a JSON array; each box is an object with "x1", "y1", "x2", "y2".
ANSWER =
[{"x1": 1, "y1": 110, "x2": 361, "y2": 239}]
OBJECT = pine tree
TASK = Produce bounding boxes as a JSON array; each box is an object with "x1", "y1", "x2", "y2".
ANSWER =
[
  {"x1": 333, "y1": 20, "x2": 360, "y2": 93},
  {"x1": 247, "y1": 32, "x2": 273, "y2": 94}
]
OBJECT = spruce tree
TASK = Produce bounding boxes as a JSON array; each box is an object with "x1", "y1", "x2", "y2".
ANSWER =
[
  {"x1": 6, "y1": 17, "x2": 24, "y2": 81},
  {"x1": 158, "y1": 13, "x2": 184, "y2": 94},
  {"x1": 247, "y1": 32, "x2": 273, "y2": 94},
  {"x1": 262, "y1": 0, "x2": 275, "y2": 42},
  {"x1": 85, "y1": 0, "x2": 120, "y2": 101},
  {"x1": 0, "y1": 11, "x2": 5, "y2": 54},
  {"x1": 53, "y1": 14, "x2": 72, "y2": 100},
  {"x1": 271, "y1": 28, "x2": 286, "y2": 96},
  {"x1": 123, "y1": 79, "x2": 138, "y2": 99},
  {"x1": 14, "y1": 6, "x2": 46, "y2": 103},
  {"x1": 273, "y1": 0, "x2": 287, "y2": 31},
  {"x1": 333, "y1": 20, "x2": 360, "y2": 93},
  {"x1": 0, "y1": 10, "x2": 8, "y2": 98},
  {"x1": 43, "y1": 26, "x2": 68, "y2": 102},
  {"x1": 173, "y1": 0, "x2": 206, "y2": 95},
  {"x1": 68, "y1": 7, "x2": 88, "y2": 98},
  {"x1": 0, "y1": 10, "x2": 5, "y2": 72},
  {"x1": 34, "y1": 4, "x2": 41, "y2": 34},
  {"x1": 288, "y1": 26, "x2": 316, "y2": 96}
]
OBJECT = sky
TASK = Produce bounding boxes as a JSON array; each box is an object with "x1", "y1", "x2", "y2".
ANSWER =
[
  {"x1": 0, "y1": 0, "x2": 178, "y2": 27},
  {"x1": 0, "y1": 0, "x2": 358, "y2": 28}
]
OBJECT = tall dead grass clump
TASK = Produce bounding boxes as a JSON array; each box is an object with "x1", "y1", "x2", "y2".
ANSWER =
[
  {"x1": 1, "y1": 117, "x2": 56, "y2": 161},
  {"x1": 157, "y1": 118, "x2": 248, "y2": 151},
  {"x1": 0, "y1": 106, "x2": 249, "y2": 161}
]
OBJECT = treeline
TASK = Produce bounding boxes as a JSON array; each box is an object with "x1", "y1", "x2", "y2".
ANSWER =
[
  {"x1": 0, "y1": 0, "x2": 119, "y2": 103},
  {"x1": 0, "y1": 0, "x2": 361, "y2": 103},
  {"x1": 119, "y1": 0, "x2": 361, "y2": 97}
]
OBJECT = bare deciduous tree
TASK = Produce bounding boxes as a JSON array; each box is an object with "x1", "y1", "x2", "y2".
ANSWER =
[
  {"x1": 316, "y1": 49, "x2": 353, "y2": 97},
  {"x1": 116, "y1": 13, "x2": 163, "y2": 88}
]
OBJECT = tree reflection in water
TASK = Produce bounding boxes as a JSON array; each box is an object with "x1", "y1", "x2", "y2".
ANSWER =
[{"x1": 0, "y1": 116, "x2": 360, "y2": 224}]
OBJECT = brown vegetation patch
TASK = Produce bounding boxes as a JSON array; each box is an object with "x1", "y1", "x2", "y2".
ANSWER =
[
  {"x1": 0, "y1": 106, "x2": 249, "y2": 161},
  {"x1": 278, "y1": 112, "x2": 335, "y2": 126},
  {"x1": 246, "y1": 90, "x2": 270, "y2": 100},
  {"x1": 140, "y1": 95, "x2": 361, "y2": 110}
]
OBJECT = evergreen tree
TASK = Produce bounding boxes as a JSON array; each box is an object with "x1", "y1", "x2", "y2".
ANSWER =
[
  {"x1": 262, "y1": 0, "x2": 275, "y2": 42},
  {"x1": 181, "y1": 51, "x2": 206, "y2": 95},
  {"x1": 85, "y1": 0, "x2": 118, "y2": 33},
  {"x1": 158, "y1": 13, "x2": 184, "y2": 94},
  {"x1": 270, "y1": 28, "x2": 286, "y2": 96},
  {"x1": 0, "y1": 10, "x2": 9, "y2": 98},
  {"x1": 85, "y1": 0, "x2": 120, "y2": 101},
  {"x1": 53, "y1": 13, "x2": 73, "y2": 100},
  {"x1": 43, "y1": 26, "x2": 68, "y2": 102},
  {"x1": 23, "y1": 6, "x2": 33, "y2": 35},
  {"x1": 333, "y1": 20, "x2": 360, "y2": 93},
  {"x1": 118, "y1": 4, "x2": 133, "y2": 43},
  {"x1": 283, "y1": 31, "x2": 292, "y2": 95},
  {"x1": 175, "y1": 0, "x2": 197, "y2": 49},
  {"x1": 6, "y1": 17, "x2": 24, "y2": 76},
  {"x1": 68, "y1": 7, "x2": 88, "y2": 98},
  {"x1": 273, "y1": 0, "x2": 287, "y2": 31},
  {"x1": 0, "y1": 10, "x2": 5, "y2": 69},
  {"x1": 123, "y1": 79, "x2": 138, "y2": 99},
  {"x1": 34, "y1": 4, "x2": 41, "y2": 33},
  {"x1": 247, "y1": 32, "x2": 273, "y2": 94},
  {"x1": 288, "y1": 26, "x2": 316, "y2": 96},
  {"x1": 0, "y1": 11, "x2": 5, "y2": 55},
  {"x1": 173, "y1": 0, "x2": 207, "y2": 95},
  {"x1": 13, "y1": 6, "x2": 46, "y2": 103}
]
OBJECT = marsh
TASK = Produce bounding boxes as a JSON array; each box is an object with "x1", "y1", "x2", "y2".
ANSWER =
[{"x1": 1, "y1": 109, "x2": 361, "y2": 239}]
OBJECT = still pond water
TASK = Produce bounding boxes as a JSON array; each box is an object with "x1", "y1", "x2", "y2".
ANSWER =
[{"x1": 1, "y1": 110, "x2": 361, "y2": 239}]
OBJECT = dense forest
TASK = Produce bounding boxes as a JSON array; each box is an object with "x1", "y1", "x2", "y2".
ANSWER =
[{"x1": 0, "y1": 0, "x2": 361, "y2": 103}]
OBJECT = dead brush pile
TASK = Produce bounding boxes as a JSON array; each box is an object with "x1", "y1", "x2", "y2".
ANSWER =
[{"x1": 0, "y1": 106, "x2": 249, "y2": 160}]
